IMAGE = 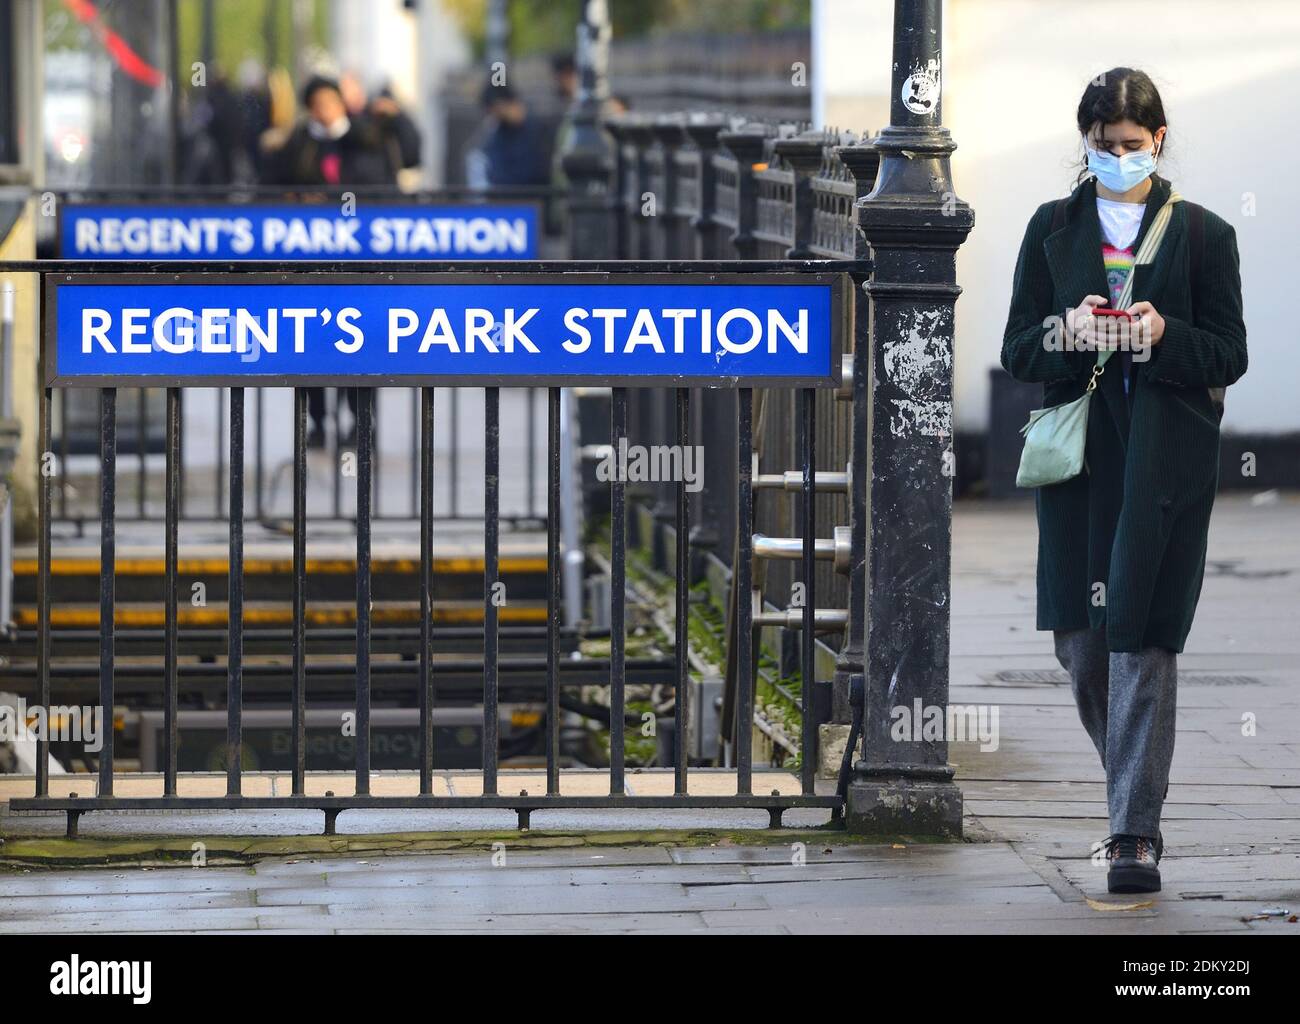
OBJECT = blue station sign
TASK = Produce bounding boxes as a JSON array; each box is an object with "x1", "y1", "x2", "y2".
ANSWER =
[
  {"x1": 46, "y1": 273, "x2": 849, "y2": 388},
  {"x1": 60, "y1": 203, "x2": 541, "y2": 260}
]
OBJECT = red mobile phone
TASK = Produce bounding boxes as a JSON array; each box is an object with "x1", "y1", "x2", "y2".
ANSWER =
[{"x1": 1093, "y1": 307, "x2": 1136, "y2": 321}]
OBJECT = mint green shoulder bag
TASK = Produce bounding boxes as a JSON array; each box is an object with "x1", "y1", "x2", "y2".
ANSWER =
[{"x1": 1016, "y1": 190, "x2": 1182, "y2": 489}]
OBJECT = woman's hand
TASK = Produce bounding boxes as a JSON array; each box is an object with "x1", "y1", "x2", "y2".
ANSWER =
[
  {"x1": 1066, "y1": 294, "x2": 1110, "y2": 351},
  {"x1": 1125, "y1": 301, "x2": 1165, "y2": 348}
]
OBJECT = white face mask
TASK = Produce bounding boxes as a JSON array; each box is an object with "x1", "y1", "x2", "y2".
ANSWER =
[
  {"x1": 308, "y1": 115, "x2": 350, "y2": 141},
  {"x1": 1087, "y1": 140, "x2": 1160, "y2": 193}
]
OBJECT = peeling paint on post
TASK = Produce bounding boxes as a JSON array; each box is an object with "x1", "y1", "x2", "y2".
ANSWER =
[{"x1": 846, "y1": 0, "x2": 974, "y2": 838}]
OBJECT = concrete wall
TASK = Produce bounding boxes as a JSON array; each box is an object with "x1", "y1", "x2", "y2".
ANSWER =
[
  {"x1": 329, "y1": 0, "x2": 473, "y2": 188},
  {"x1": 329, "y1": 0, "x2": 419, "y2": 107},
  {"x1": 812, "y1": 0, "x2": 892, "y2": 134},
  {"x1": 1, "y1": 2, "x2": 43, "y2": 538},
  {"x1": 815, "y1": 0, "x2": 1300, "y2": 436},
  {"x1": 0, "y1": 209, "x2": 39, "y2": 539}
]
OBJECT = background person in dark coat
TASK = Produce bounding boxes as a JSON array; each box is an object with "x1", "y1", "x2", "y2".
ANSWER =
[
  {"x1": 340, "y1": 70, "x2": 423, "y2": 175},
  {"x1": 465, "y1": 82, "x2": 550, "y2": 188},
  {"x1": 266, "y1": 74, "x2": 400, "y2": 189},
  {"x1": 179, "y1": 71, "x2": 246, "y2": 185},
  {"x1": 1002, "y1": 68, "x2": 1247, "y2": 896}
]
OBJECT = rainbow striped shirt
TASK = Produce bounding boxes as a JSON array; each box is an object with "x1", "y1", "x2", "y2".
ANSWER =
[{"x1": 1103, "y1": 243, "x2": 1135, "y2": 310}]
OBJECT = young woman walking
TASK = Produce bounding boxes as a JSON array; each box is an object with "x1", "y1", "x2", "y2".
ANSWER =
[{"x1": 1001, "y1": 68, "x2": 1247, "y2": 893}]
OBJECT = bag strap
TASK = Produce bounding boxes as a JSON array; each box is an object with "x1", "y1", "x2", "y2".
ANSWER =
[
  {"x1": 1113, "y1": 189, "x2": 1182, "y2": 312},
  {"x1": 1091, "y1": 190, "x2": 1182, "y2": 373}
]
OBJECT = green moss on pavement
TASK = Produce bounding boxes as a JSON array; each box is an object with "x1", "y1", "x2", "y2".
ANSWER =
[{"x1": 0, "y1": 825, "x2": 960, "y2": 871}]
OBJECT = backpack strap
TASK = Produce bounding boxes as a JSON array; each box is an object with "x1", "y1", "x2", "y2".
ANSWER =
[
  {"x1": 1187, "y1": 201, "x2": 1205, "y2": 302},
  {"x1": 1184, "y1": 201, "x2": 1225, "y2": 421},
  {"x1": 1051, "y1": 197, "x2": 1068, "y2": 233}
]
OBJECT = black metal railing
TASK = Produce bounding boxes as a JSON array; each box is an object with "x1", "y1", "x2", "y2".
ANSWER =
[
  {"x1": 47, "y1": 384, "x2": 550, "y2": 532},
  {"x1": 9, "y1": 259, "x2": 857, "y2": 835},
  {"x1": 11, "y1": 117, "x2": 877, "y2": 829},
  {"x1": 599, "y1": 114, "x2": 880, "y2": 741},
  {"x1": 753, "y1": 135, "x2": 798, "y2": 261}
]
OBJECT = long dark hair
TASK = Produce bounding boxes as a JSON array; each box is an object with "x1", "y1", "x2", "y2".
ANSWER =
[{"x1": 1074, "y1": 68, "x2": 1169, "y2": 183}]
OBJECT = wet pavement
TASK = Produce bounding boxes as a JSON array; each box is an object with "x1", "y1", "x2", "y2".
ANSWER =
[{"x1": 2, "y1": 493, "x2": 1297, "y2": 933}]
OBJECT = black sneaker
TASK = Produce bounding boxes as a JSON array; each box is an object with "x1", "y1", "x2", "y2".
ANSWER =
[{"x1": 1105, "y1": 834, "x2": 1161, "y2": 894}]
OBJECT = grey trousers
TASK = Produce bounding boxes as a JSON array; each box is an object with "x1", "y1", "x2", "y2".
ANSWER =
[{"x1": 1053, "y1": 627, "x2": 1178, "y2": 838}]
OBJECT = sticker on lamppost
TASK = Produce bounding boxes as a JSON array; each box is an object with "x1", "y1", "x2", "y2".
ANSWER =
[
  {"x1": 60, "y1": 203, "x2": 542, "y2": 260},
  {"x1": 900, "y1": 59, "x2": 941, "y2": 116},
  {"x1": 46, "y1": 273, "x2": 848, "y2": 388}
]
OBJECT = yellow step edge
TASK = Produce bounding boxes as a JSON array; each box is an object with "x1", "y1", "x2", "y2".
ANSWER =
[
  {"x1": 14, "y1": 556, "x2": 550, "y2": 577},
  {"x1": 16, "y1": 603, "x2": 548, "y2": 628}
]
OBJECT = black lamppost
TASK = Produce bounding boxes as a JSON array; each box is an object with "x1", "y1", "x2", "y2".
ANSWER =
[
  {"x1": 560, "y1": 0, "x2": 616, "y2": 260},
  {"x1": 845, "y1": 0, "x2": 975, "y2": 836}
]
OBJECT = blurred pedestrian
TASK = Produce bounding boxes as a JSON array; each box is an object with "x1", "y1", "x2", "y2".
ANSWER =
[
  {"x1": 179, "y1": 69, "x2": 245, "y2": 185},
  {"x1": 340, "y1": 69, "x2": 423, "y2": 179},
  {"x1": 236, "y1": 58, "x2": 273, "y2": 182},
  {"x1": 264, "y1": 74, "x2": 399, "y2": 188},
  {"x1": 466, "y1": 81, "x2": 549, "y2": 188},
  {"x1": 552, "y1": 53, "x2": 577, "y2": 105},
  {"x1": 371, "y1": 86, "x2": 423, "y2": 176},
  {"x1": 256, "y1": 66, "x2": 298, "y2": 159}
]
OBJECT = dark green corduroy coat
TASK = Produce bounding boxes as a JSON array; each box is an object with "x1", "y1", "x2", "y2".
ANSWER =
[{"x1": 1001, "y1": 176, "x2": 1247, "y2": 653}]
